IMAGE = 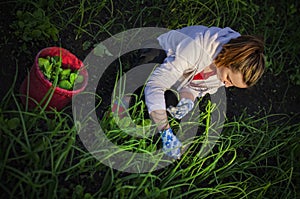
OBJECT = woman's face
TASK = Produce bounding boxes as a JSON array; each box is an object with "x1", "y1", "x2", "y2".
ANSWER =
[{"x1": 216, "y1": 66, "x2": 248, "y2": 88}]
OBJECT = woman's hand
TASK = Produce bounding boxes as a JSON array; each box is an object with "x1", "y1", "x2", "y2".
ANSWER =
[
  {"x1": 167, "y1": 98, "x2": 194, "y2": 119},
  {"x1": 160, "y1": 128, "x2": 182, "y2": 159}
]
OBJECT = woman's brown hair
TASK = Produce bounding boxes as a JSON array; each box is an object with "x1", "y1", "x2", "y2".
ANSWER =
[{"x1": 214, "y1": 35, "x2": 265, "y2": 87}]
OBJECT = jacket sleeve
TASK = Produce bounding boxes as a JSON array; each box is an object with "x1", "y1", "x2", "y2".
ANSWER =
[{"x1": 145, "y1": 34, "x2": 203, "y2": 112}]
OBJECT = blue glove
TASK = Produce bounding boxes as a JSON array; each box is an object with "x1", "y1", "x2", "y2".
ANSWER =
[
  {"x1": 167, "y1": 98, "x2": 194, "y2": 119},
  {"x1": 160, "y1": 128, "x2": 182, "y2": 159}
]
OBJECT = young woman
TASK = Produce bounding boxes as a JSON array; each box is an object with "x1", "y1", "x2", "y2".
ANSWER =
[{"x1": 144, "y1": 25, "x2": 265, "y2": 159}]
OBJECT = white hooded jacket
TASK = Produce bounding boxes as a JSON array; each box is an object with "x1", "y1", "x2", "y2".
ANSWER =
[{"x1": 145, "y1": 25, "x2": 241, "y2": 114}]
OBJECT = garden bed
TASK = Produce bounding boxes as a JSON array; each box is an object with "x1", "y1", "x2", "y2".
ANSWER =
[{"x1": 0, "y1": 0, "x2": 299, "y2": 198}]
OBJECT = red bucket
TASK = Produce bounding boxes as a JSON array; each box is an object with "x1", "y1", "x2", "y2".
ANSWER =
[{"x1": 20, "y1": 47, "x2": 88, "y2": 111}]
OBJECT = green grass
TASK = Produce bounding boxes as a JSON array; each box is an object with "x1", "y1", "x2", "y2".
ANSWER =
[
  {"x1": 1, "y1": 0, "x2": 300, "y2": 198},
  {"x1": 1, "y1": 82, "x2": 299, "y2": 198}
]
